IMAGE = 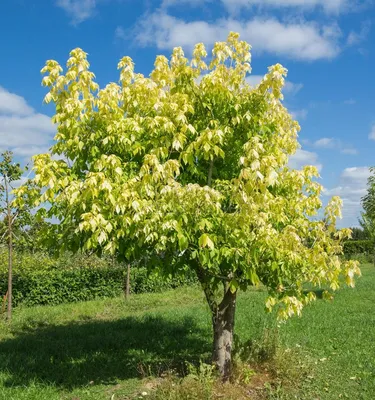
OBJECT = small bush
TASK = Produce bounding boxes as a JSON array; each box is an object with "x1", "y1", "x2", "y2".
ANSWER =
[
  {"x1": 148, "y1": 362, "x2": 216, "y2": 400},
  {"x1": 149, "y1": 375, "x2": 213, "y2": 400},
  {"x1": 233, "y1": 328, "x2": 279, "y2": 366}
]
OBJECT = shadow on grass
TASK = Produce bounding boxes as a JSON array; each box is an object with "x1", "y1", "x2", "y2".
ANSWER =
[{"x1": 0, "y1": 315, "x2": 211, "y2": 389}]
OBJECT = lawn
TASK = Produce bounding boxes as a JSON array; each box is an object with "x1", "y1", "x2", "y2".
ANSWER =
[{"x1": 0, "y1": 264, "x2": 374, "y2": 399}]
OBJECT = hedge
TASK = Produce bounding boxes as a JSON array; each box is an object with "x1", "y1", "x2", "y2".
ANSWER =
[
  {"x1": 0, "y1": 247, "x2": 198, "y2": 308},
  {"x1": 0, "y1": 266, "x2": 198, "y2": 308},
  {"x1": 343, "y1": 240, "x2": 374, "y2": 257}
]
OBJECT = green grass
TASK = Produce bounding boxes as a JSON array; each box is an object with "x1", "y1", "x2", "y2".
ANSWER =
[{"x1": 0, "y1": 265, "x2": 374, "y2": 399}]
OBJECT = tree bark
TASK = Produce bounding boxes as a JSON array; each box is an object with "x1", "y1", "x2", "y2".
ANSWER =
[
  {"x1": 207, "y1": 159, "x2": 214, "y2": 187},
  {"x1": 5, "y1": 177, "x2": 12, "y2": 321},
  {"x1": 125, "y1": 263, "x2": 130, "y2": 300},
  {"x1": 212, "y1": 288, "x2": 237, "y2": 381},
  {"x1": 2, "y1": 291, "x2": 8, "y2": 315},
  {"x1": 194, "y1": 263, "x2": 237, "y2": 381},
  {"x1": 7, "y1": 231, "x2": 12, "y2": 321}
]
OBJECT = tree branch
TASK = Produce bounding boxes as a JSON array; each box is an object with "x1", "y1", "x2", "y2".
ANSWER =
[
  {"x1": 207, "y1": 159, "x2": 214, "y2": 187},
  {"x1": 188, "y1": 82, "x2": 217, "y2": 187}
]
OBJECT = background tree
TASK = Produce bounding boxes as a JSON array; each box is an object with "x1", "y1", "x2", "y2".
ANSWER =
[
  {"x1": 361, "y1": 167, "x2": 375, "y2": 264},
  {"x1": 359, "y1": 215, "x2": 375, "y2": 239},
  {"x1": 0, "y1": 151, "x2": 24, "y2": 320},
  {"x1": 16, "y1": 33, "x2": 360, "y2": 379},
  {"x1": 0, "y1": 216, "x2": 53, "y2": 254},
  {"x1": 362, "y1": 166, "x2": 375, "y2": 220},
  {"x1": 347, "y1": 226, "x2": 369, "y2": 241},
  {"x1": 358, "y1": 213, "x2": 375, "y2": 264}
]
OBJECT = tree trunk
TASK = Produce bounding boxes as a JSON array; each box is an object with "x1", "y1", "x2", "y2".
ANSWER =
[
  {"x1": 5, "y1": 177, "x2": 12, "y2": 322},
  {"x1": 212, "y1": 288, "x2": 237, "y2": 381},
  {"x1": 207, "y1": 159, "x2": 214, "y2": 187},
  {"x1": 2, "y1": 291, "x2": 8, "y2": 315},
  {"x1": 125, "y1": 263, "x2": 130, "y2": 300},
  {"x1": 7, "y1": 231, "x2": 12, "y2": 321},
  {"x1": 194, "y1": 263, "x2": 237, "y2": 381}
]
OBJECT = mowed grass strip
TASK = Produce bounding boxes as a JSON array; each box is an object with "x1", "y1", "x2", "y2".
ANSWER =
[{"x1": 0, "y1": 265, "x2": 374, "y2": 399}]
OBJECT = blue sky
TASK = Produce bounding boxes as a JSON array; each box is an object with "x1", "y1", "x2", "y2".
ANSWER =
[{"x1": 0, "y1": 0, "x2": 374, "y2": 227}]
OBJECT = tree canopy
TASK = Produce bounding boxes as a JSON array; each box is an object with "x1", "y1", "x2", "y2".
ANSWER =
[
  {"x1": 362, "y1": 167, "x2": 375, "y2": 220},
  {"x1": 16, "y1": 32, "x2": 360, "y2": 378}
]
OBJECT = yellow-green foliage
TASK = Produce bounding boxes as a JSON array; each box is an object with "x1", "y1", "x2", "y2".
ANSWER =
[{"x1": 15, "y1": 32, "x2": 360, "y2": 320}]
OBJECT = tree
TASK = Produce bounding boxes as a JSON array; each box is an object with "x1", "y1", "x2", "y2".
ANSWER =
[
  {"x1": 359, "y1": 213, "x2": 375, "y2": 264},
  {"x1": 0, "y1": 151, "x2": 23, "y2": 320},
  {"x1": 360, "y1": 214, "x2": 375, "y2": 239},
  {"x1": 348, "y1": 226, "x2": 369, "y2": 241},
  {"x1": 361, "y1": 167, "x2": 375, "y2": 264},
  {"x1": 16, "y1": 32, "x2": 360, "y2": 379},
  {"x1": 362, "y1": 167, "x2": 375, "y2": 220}
]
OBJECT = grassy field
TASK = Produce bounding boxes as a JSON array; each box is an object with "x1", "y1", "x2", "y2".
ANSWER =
[{"x1": 0, "y1": 264, "x2": 374, "y2": 399}]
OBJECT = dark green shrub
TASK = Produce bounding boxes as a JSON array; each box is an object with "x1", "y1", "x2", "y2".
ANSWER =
[
  {"x1": 0, "y1": 267, "x2": 125, "y2": 307},
  {"x1": 349, "y1": 253, "x2": 373, "y2": 264},
  {"x1": 0, "y1": 248, "x2": 198, "y2": 307},
  {"x1": 343, "y1": 240, "x2": 374, "y2": 259}
]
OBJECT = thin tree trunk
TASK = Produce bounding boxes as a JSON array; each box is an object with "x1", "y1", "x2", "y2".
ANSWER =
[
  {"x1": 2, "y1": 291, "x2": 8, "y2": 315},
  {"x1": 212, "y1": 288, "x2": 237, "y2": 381},
  {"x1": 7, "y1": 231, "x2": 12, "y2": 321},
  {"x1": 5, "y1": 177, "x2": 12, "y2": 321},
  {"x1": 125, "y1": 263, "x2": 130, "y2": 300},
  {"x1": 207, "y1": 159, "x2": 214, "y2": 187}
]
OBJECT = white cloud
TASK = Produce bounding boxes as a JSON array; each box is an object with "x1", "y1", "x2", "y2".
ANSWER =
[
  {"x1": 245, "y1": 75, "x2": 264, "y2": 87},
  {"x1": 163, "y1": 0, "x2": 348, "y2": 13},
  {"x1": 314, "y1": 137, "x2": 335, "y2": 148},
  {"x1": 337, "y1": 198, "x2": 363, "y2": 227},
  {"x1": 162, "y1": 0, "x2": 207, "y2": 6},
  {"x1": 284, "y1": 81, "x2": 303, "y2": 95},
  {"x1": 221, "y1": 0, "x2": 347, "y2": 14},
  {"x1": 0, "y1": 87, "x2": 55, "y2": 158},
  {"x1": 341, "y1": 166, "x2": 370, "y2": 182},
  {"x1": 358, "y1": 48, "x2": 369, "y2": 56},
  {"x1": 11, "y1": 146, "x2": 51, "y2": 157},
  {"x1": 343, "y1": 98, "x2": 356, "y2": 105},
  {"x1": 134, "y1": 12, "x2": 341, "y2": 61},
  {"x1": 313, "y1": 137, "x2": 358, "y2": 155},
  {"x1": 56, "y1": 0, "x2": 96, "y2": 24},
  {"x1": 0, "y1": 86, "x2": 33, "y2": 116},
  {"x1": 0, "y1": 114, "x2": 54, "y2": 147},
  {"x1": 324, "y1": 166, "x2": 370, "y2": 227},
  {"x1": 347, "y1": 21, "x2": 371, "y2": 46},
  {"x1": 290, "y1": 109, "x2": 308, "y2": 120},
  {"x1": 369, "y1": 124, "x2": 375, "y2": 140},
  {"x1": 324, "y1": 186, "x2": 367, "y2": 199},
  {"x1": 115, "y1": 26, "x2": 127, "y2": 40},
  {"x1": 341, "y1": 148, "x2": 358, "y2": 155},
  {"x1": 288, "y1": 149, "x2": 322, "y2": 172}
]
